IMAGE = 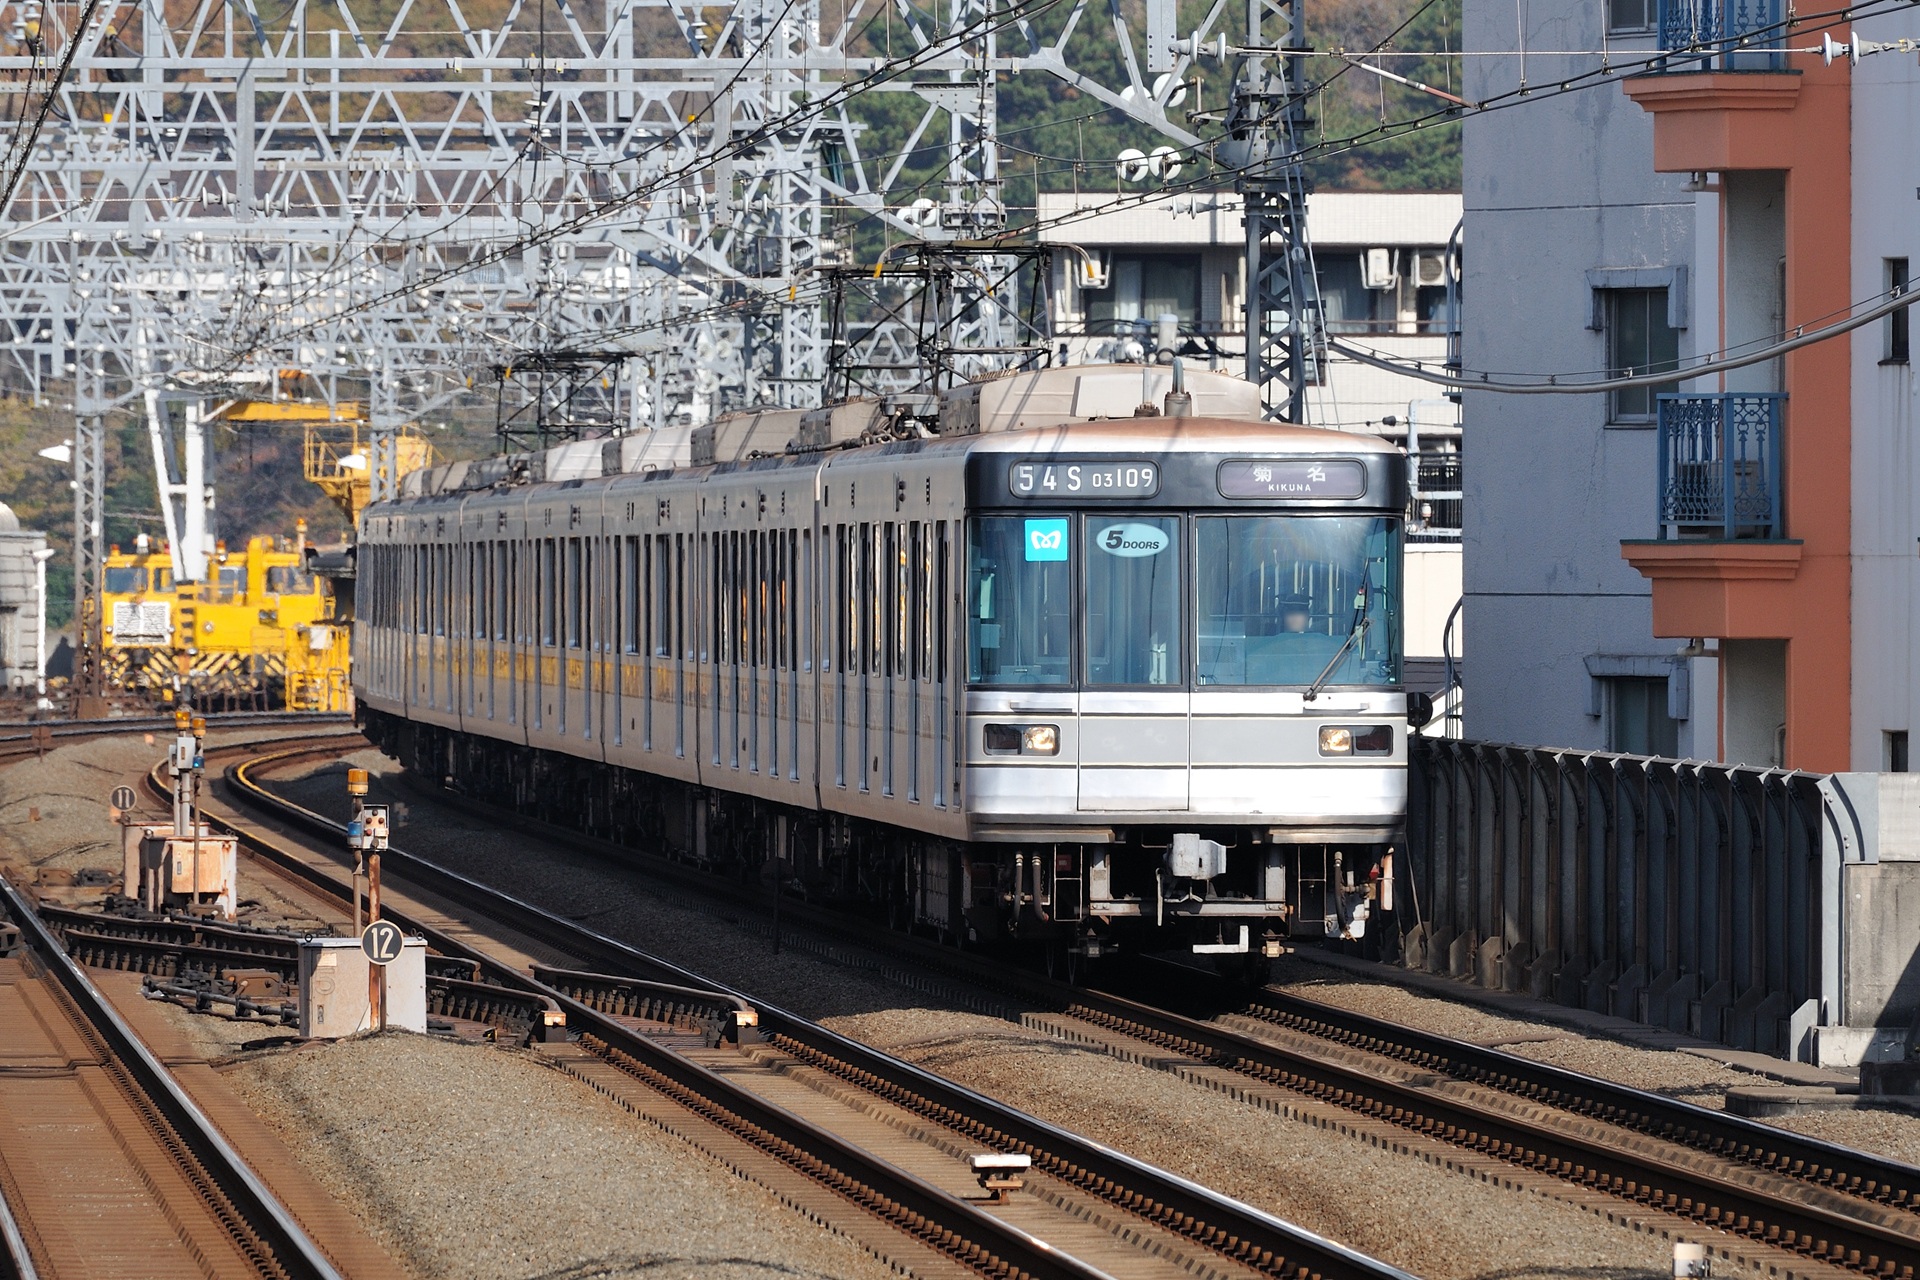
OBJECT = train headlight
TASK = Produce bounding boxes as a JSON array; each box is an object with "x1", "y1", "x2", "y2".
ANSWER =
[
  {"x1": 1022, "y1": 724, "x2": 1060, "y2": 756},
  {"x1": 1319, "y1": 725, "x2": 1393, "y2": 756},
  {"x1": 984, "y1": 724, "x2": 1061, "y2": 756}
]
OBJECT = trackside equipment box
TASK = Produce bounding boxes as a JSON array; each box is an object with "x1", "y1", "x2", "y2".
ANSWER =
[{"x1": 297, "y1": 936, "x2": 428, "y2": 1038}]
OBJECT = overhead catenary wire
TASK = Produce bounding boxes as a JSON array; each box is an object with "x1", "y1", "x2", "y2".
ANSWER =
[
  {"x1": 1330, "y1": 285, "x2": 1918, "y2": 394},
  {"x1": 209, "y1": 0, "x2": 1075, "y2": 368},
  {"x1": 196, "y1": 0, "x2": 1906, "y2": 382}
]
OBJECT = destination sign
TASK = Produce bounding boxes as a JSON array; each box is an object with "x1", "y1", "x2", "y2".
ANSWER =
[
  {"x1": 1009, "y1": 458, "x2": 1159, "y2": 499},
  {"x1": 1217, "y1": 458, "x2": 1367, "y2": 500}
]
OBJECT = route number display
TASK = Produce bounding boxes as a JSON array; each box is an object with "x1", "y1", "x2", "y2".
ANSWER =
[{"x1": 1009, "y1": 459, "x2": 1158, "y2": 499}]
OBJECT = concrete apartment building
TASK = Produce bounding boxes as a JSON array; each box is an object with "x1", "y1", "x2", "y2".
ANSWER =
[
  {"x1": 1466, "y1": 0, "x2": 1920, "y2": 774},
  {"x1": 1462, "y1": 1, "x2": 1709, "y2": 761},
  {"x1": 1037, "y1": 189, "x2": 1465, "y2": 663}
]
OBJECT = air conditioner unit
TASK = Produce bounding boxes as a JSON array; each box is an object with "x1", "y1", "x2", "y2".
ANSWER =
[
  {"x1": 1362, "y1": 247, "x2": 1398, "y2": 290},
  {"x1": 1414, "y1": 251, "x2": 1449, "y2": 287}
]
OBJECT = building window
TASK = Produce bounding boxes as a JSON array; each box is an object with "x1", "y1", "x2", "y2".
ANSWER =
[
  {"x1": 1083, "y1": 253, "x2": 1200, "y2": 330},
  {"x1": 1885, "y1": 258, "x2": 1909, "y2": 364},
  {"x1": 1605, "y1": 288, "x2": 1680, "y2": 421},
  {"x1": 1608, "y1": 676, "x2": 1679, "y2": 756},
  {"x1": 1608, "y1": 0, "x2": 1653, "y2": 32},
  {"x1": 1888, "y1": 730, "x2": 1910, "y2": 773},
  {"x1": 1318, "y1": 253, "x2": 1409, "y2": 333}
]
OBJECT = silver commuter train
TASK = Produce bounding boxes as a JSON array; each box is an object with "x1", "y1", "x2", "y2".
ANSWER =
[{"x1": 353, "y1": 364, "x2": 1422, "y2": 969}]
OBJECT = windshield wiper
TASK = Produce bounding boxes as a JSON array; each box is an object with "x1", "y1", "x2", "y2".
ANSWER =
[{"x1": 1305, "y1": 578, "x2": 1371, "y2": 702}]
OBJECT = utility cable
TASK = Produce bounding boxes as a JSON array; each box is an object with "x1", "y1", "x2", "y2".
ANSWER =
[{"x1": 1330, "y1": 286, "x2": 1917, "y2": 394}]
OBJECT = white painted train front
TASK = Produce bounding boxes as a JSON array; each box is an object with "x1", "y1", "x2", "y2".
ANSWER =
[{"x1": 353, "y1": 365, "x2": 1423, "y2": 971}]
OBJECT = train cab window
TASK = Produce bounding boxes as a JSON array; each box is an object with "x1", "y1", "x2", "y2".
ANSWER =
[
  {"x1": 154, "y1": 569, "x2": 172, "y2": 591},
  {"x1": 216, "y1": 566, "x2": 243, "y2": 603},
  {"x1": 265, "y1": 566, "x2": 313, "y2": 596},
  {"x1": 1085, "y1": 516, "x2": 1180, "y2": 686},
  {"x1": 967, "y1": 516, "x2": 1073, "y2": 686},
  {"x1": 105, "y1": 566, "x2": 147, "y2": 594},
  {"x1": 1195, "y1": 515, "x2": 1401, "y2": 687}
]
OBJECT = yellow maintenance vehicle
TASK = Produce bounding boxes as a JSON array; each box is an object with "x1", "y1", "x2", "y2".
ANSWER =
[
  {"x1": 101, "y1": 530, "x2": 341, "y2": 709},
  {"x1": 96, "y1": 394, "x2": 433, "y2": 712}
]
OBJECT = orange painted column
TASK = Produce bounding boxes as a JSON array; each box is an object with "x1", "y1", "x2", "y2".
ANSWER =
[{"x1": 1621, "y1": 52, "x2": 1852, "y2": 772}]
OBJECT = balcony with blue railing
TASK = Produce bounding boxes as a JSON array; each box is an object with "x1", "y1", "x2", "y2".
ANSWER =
[
  {"x1": 1655, "y1": 0, "x2": 1786, "y2": 71},
  {"x1": 1656, "y1": 391, "x2": 1784, "y2": 540}
]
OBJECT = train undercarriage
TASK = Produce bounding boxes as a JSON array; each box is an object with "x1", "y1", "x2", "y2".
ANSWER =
[{"x1": 360, "y1": 708, "x2": 1400, "y2": 976}]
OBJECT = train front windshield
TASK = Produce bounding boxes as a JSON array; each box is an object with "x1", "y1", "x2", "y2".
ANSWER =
[{"x1": 968, "y1": 513, "x2": 1401, "y2": 689}]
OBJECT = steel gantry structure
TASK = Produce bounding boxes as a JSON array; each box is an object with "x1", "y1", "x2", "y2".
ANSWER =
[{"x1": 0, "y1": 0, "x2": 1319, "y2": 691}]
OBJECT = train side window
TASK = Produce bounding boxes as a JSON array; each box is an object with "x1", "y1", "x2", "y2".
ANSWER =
[
  {"x1": 433, "y1": 546, "x2": 446, "y2": 637},
  {"x1": 652, "y1": 535, "x2": 671, "y2": 658},
  {"x1": 835, "y1": 524, "x2": 850, "y2": 674},
  {"x1": 540, "y1": 540, "x2": 558, "y2": 646},
  {"x1": 794, "y1": 530, "x2": 807, "y2": 672},
  {"x1": 470, "y1": 545, "x2": 483, "y2": 639},
  {"x1": 673, "y1": 534, "x2": 686, "y2": 661},
  {"x1": 708, "y1": 533, "x2": 722, "y2": 664},
  {"x1": 504, "y1": 544, "x2": 518, "y2": 642},
  {"x1": 622, "y1": 536, "x2": 640, "y2": 654},
  {"x1": 563, "y1": 538, "x2": 582, "y2": 649},
  {"x1": 859, "y1": 524, "x2": 875, "y2": 677},
  {"x1": 787, "y1": 530, "x2": 799, "y2": 672},
  {"x1": 935, "y1": 522, "x2": 951, "y2": 682},
  {"x1": 763, "y1": 531, "x2": 776, "y2": 671},
  {"x1": 750, "y1": 531, "x2": 764, "y2": 669}
]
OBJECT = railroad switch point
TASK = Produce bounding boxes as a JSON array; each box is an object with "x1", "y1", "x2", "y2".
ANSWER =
[{"x1": 968, "y1": 1152, "x2": 1031, "y2": 1202}]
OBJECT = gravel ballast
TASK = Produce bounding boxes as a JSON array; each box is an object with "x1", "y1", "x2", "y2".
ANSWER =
[{"x1": 218, "y1": 1032, "x2": 900, "y2": 1280}]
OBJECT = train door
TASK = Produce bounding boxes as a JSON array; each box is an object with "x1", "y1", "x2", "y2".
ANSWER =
[{"x1": 1077, "y1": 514, "x2": 1189, "y2": 812}]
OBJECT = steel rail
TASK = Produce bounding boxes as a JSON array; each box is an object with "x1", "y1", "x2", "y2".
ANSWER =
[
  {"x1": 227, "y1": 743, "x2": 1920, "y2": 1278},
  {"x1": 219, "y1": 743, "x2": 1416, "y2": 1280},
  {"x1": 0, "y1": 710, "x2": 351, "y2": 739},
  {"x1": 0, "y1": 872, "x2": 346, "y2": 1280},
  {"x1": 0, "y1": 1176, "x2": 37, "y2": 1280},
  {"x1": 1234, "y1": 982, "x2": 1920, "y2": 1209}
]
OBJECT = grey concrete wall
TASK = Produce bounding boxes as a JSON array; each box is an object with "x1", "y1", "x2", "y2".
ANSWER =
[
  {"x1": 1831, "y1": 775, "x2": 1920, "y2": 1033},
  {"x1": 1460, "y1": 3, "x2": 1710, "y2": 755}
]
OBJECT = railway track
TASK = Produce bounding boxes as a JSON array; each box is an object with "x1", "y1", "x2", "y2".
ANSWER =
[
  {"x1": 170, "y1": 740, "x2": 1414, "y2": 1280},
  {"x1": 0, "y1": 870, "x2": 345, "y2": 1280},
  {"x1": 231, "y1": 740, "x2": 1920, "y2": 1280},
  {"x1": 0, "y1": 710, "x2": 351, "y2": 764}
]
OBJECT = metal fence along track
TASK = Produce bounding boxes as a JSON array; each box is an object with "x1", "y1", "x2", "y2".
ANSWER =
[{"x1": 1406, "y1": 738, "x2": 1830, "y2": 1056}]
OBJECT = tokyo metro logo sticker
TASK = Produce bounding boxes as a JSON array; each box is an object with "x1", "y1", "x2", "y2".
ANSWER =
[{"x1": 1024, "y1": 518, "x2": 1069, "y2": 562}]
